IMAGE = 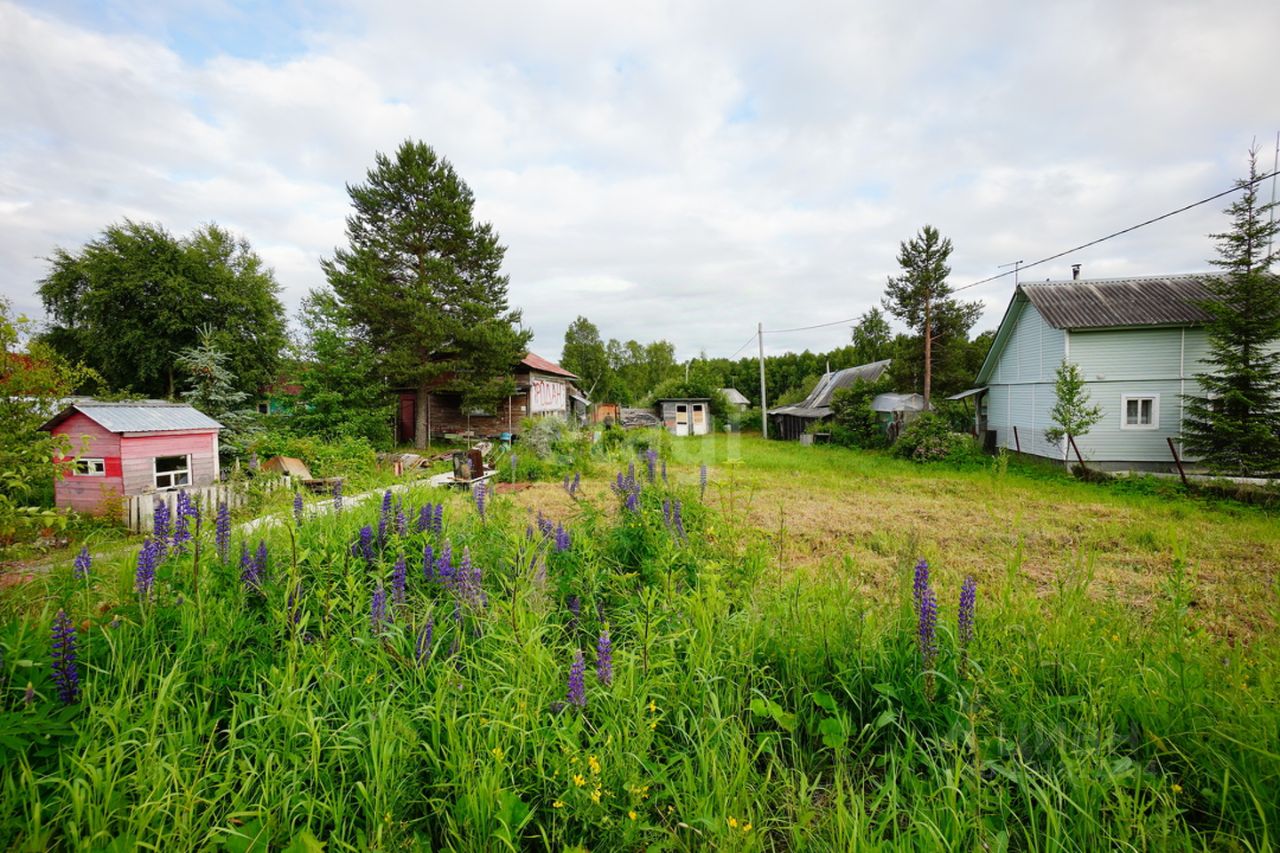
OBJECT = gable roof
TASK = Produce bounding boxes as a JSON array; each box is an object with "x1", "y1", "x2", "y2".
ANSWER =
[
  {"x1": 39, "y1": 399, "x2": 222, "y2": 434},
  {"x1": 768, "y1": 359, "x2": 890, "y2": 417},
  {"x1": 1021, "y1": 273, "x2": 1219, "y2": 329},
  {"x1": 720, "y1": 388, "x2": 750, "y2": 405},
  {"x1": 976, "y1": 273, "x2": 1223, "y2": 385},
  {"x1": 520, "y1": 352, "x2": 577, "y2": 379}
]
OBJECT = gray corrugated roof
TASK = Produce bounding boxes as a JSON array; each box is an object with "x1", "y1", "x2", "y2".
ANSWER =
[
  {"x1": 1021, "y1": 274, "x2": 1220, "y2": 329},
  {"x1": 766, "y1": 359, "x2": 891, "y2": 418},
  {"x1": 40, "y1": 399, "x2": 222, "y2": 433},
  {"x1": 720, "y1": 388, "x2": 750, "y2": 405}
]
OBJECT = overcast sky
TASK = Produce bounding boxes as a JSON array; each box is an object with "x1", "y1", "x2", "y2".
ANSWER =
[{"x1": 2, "y1": 0, "x2": 1277, "y2": 363}]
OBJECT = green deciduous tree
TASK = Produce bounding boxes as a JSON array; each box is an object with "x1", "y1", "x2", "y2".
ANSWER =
[
  {"x1": 322, "y1": 140, "x2": 530, "y2": 449},
  {"x1": 38, "y1": 221, "x2": 287, "y2": 398},
  {"x1": 850, "y1": 307, "x2": 893, "y2": 365},
  {"x1": 561, "y1": 316, "x2": 611, "y2": 401},
  {"x1": 1, "y1": 299, "x2": 97, "y2": 544},
  {"x1": 1182, "y1": 150, "x2": 1280, "y2": 475},
  {"x1": 285, "y1": 290, "x2": 394, "y2": 448},
  {"x1": 882, "y1": 225, "x2": 981, "y2": 408},
  {"x1": 1044, "y1": 360, "x2": 1103, "y2": 463}
]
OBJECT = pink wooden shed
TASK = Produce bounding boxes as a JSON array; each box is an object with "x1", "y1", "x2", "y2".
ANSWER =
[{"x1": 39, "y1": 400, "x2": 222, "y2": 515}]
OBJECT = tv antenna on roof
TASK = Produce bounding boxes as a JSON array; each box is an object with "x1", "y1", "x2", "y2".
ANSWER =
[{"x1": 998, "y1": 259, "x2": 1024, "y2": 287}]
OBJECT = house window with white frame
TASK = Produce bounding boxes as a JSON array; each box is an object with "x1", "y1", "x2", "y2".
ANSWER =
[
  {"x1": 154, "y1": 455, "x2": 191, "y2": 489},
  {"x1": 1120, "y1": 394, "x2": 1158, "y2": 430},
  {"x1": 74, "y1": 458, "x2": 106, "y2": 476}
]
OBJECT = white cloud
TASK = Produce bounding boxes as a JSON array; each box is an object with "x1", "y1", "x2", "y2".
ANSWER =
[{"x1": 1, "y1": 0, "x2": 1276, "y2": 365}]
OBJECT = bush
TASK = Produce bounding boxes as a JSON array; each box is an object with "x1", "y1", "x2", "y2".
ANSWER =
[
  {"x1": 830, "y1": 379, "x2": 890, "y2": 449},
  {"x1": 515, "y1": 417, "x2": 593, "y2": 480},
  {"x1": 247, "y1": 431, "x2": 379, "y2": 479},
  {"x1": 892, "y1": 412, "x2": 985, "y2": 465}
]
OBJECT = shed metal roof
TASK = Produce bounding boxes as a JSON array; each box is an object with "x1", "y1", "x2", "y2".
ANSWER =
[
  {"x1": 40, "y1": 400, "x2": 222, "y2": 433},
  {"x1": 520, "y1": 352, "x2": 577, "y2": 379},
  {"x1": 769, "y1": 359, "x2": 890, "y2": 417},
  {"x1": 1020, "y1": 273, "x2": 1220, "y2": 329},
  {"x1": 720, "y1": 388, "x2": 750, "y2": 405}
]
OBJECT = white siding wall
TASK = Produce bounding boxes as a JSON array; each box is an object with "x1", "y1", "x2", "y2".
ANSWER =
[{"x1": 985, "y1": 301, "x2": 1066, "y2": 455}]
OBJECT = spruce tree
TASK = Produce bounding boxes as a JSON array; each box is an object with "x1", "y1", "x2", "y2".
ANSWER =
[
  {"x1": 1182, "y1": 150, "x2": 1280, "y2": 475},
  {"x1": 323, "y1": 140, "x2": 531, "y2": 448}
]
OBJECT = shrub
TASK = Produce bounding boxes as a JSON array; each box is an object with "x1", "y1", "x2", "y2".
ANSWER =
[
  {"x1": 893, "y1": 412, "x2": 984, "y2": 464},
  {"x1": 247, "y1": 431, "x2": 378, "y2": 479},
  {"x1": 830, "y1": 379, "x2": 890, "y2": 449}
]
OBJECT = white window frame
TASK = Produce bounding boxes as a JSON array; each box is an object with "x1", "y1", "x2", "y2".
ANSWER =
[
  {"x1": 153, "y1": 454, "x2": 192, "y2": 490},
  {"x1": 74, "y1": 457, "x2": 106, "y2": 477},
  {"x1": 1120, "y1": 394, "x2": 1159, "y2": 430}
]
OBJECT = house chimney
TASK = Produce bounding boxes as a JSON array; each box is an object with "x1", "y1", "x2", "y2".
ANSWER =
[{"x1": 1071, "y1": 264, "x2": 1081, "y2": 280}]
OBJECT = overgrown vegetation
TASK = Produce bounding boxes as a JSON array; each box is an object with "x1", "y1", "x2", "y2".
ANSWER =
[{"x1": 1, "y1": 439, "x2": 1277, "y2": 849}]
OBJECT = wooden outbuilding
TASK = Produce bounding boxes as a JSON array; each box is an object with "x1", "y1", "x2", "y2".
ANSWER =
[
  {"x1": 655, "y1": 398, "x2": 711, "y2": 436},
  {"x1": 39, "y1": 400, "x2": 222, "y2": 515}
]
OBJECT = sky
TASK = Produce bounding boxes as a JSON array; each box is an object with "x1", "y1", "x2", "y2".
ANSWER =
[{"x1": 2, "y1": 0, "x2": 1277, "y2": 364}]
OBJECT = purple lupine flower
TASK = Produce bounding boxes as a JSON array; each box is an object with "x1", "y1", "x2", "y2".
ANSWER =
[
  {"x1": 215, "y1": 501, "x2": 231, "y2": 563},
  {"x1": 958, "y1": 576, "x2": 977, "y2": 648},
  {"x1": 661, "y1": 459, "x2": 667, "y2": 484},
  {"x1": 644, "y1": 449, "x2": 657, "y2": 483},
  {"x1": 73, "y1": 546, "x2": 91, "y2": 580},
  {"x1": 474, "y1": 483, "x2": 487, "y2": 521},
  {"x1": 436, "y1": 541, "x2": 453, "y2": 579},
  {"x1": 919, "y1": 586, "x2": 938, "y2": 701},
  {"x1": 912, "y1": 559, "x2": 929, "y2": 609},
  {"x1": 417, "y1": 504, "x2": 432, "y2": 533},
  {"x1": 596, "y1": 625, "x2": 613, "y2": 686},
  {"x1": 50, "y1": 609, "x2": 80, "y2": 704},
  {"x1": 554, "y1": 523, "x2": 571, "y2": 553},
  {"x1": 152, "y1": 500, "x2": 170, "y2": 558},
  {"x1": 423, "y1": 544, "x2": 435, "y2": 581},
  {"x1": 239, "y1": 542, "x2": 261, "y2": 592},
  {"x1": 378, "y1": 490, "x2": 392, "y2": 548},
  {"x1": 293, "y1": 492, "x2": 304, "y2": 526},
  {"x1": 392, "y1": 555, "x2": 407, "y2": 609},
  {"x1": 567, "y1": 595, "x2": 581, "y2": 634},
  {"x1": 567, "y1": 649, "x2": 586, "y2": 708},
  {"x1": 537, "y1": 511, "x2": 554, "y2": 537},
  {"x1": 662, "y1": 499, "x2": 672, "y2": 529},
  {"x1": 699, "y1": 463, "x2": 708, "y2": 500},
  {"x1": 135, "y1": 539, "x2": 158, "y2": 597},
  {"x1": 332, "y1": 479, "x2": 343, "y2": 513},
  {"x1": 672, "y1": 500, "x2": 686, "y2": 542},
  {"x1": 433, "y1": 503, "x2": 444, "y2": 533},
  {"x1": 396, "y1": 508, "x2": 407, "y2": 539},
  {"x1": 255, "y1": 541, "x2": 269, "y2": 581},
  {"x1": 370, "y1": 584, "x2": 388, "y2": 634},
  {"x1": 416, "y1": 617, "x2": 434, "y2": 664},
  {"x1": 172, "y1": 491, "x2": 194, "y2": 552},
  {"x1": 627, "y1": 461, "x2": 636, "y2": 484},
  {"x1": 624, "y1": 490, "x2": 639, "y2": 513},
  {"x1": 354, "y1": 525, "x2": 375, "y2": 566}
]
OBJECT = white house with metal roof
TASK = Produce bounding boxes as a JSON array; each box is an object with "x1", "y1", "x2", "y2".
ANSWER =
[{"x1": 970, "y1": 273, "x2": 1277, "y2": 470}]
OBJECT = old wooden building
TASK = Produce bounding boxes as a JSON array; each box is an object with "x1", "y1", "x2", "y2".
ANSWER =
[
  {"x1": 395, "y1": 353, "x2": 588, "y2": 442},
  {"x1": 39, "y1": 400, "x2": 223, "y2": 515}
]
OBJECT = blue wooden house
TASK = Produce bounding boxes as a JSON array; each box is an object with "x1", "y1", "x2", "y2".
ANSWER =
[{"x1": 967, "y1": 273, "x2": 1276, "y2": 471}]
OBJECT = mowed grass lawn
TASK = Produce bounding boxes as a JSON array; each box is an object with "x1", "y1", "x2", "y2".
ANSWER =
[{"x1": 514, "y1": 433, "x2": 1280, "y2": 639}]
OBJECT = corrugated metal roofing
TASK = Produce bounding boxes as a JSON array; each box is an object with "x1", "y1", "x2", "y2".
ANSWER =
[
  {"x1": 871, "y1": 392, "x2": 925, "y2": 413},
  {"x1": 720, "y1": 388, "x2": 750, "y2": 405},
  {"x1": 40, "y1": 400, "x2": 222, "y2": 433},
  {"x1": 1020, "y1": 274, "x2": 1220, "y2": 329},
  {"x1": 766, "y1": 359, "x2": 891, "y2": 417}
]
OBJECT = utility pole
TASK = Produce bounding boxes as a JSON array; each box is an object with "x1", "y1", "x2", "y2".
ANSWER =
[{"x1": 757, "y1": 322, "x2": 768, "y2": 438}]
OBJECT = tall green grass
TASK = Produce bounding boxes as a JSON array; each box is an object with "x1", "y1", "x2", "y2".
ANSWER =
[{"x1": 0, "y1": 454, "x2": 1276, "y2": 850}]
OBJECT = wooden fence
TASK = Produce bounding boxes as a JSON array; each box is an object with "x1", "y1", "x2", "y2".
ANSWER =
[{"x1": 125, "y1": 477, "x2": 290, "y2": 533}]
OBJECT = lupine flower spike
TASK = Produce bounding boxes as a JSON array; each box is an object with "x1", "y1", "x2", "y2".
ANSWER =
[
  {"x1": 567, "y1": 649, "x2": 586, "y2": 708},
  {"x1": 293, "y1": 492, "x2": 304, "y2": 525},
  {"x1": 370, "y1": 584, "x2": 388, "y2": 634},
  {"x1": 240, "y1": 543, "x2": 261, "y2": 592},
  {"x1": 672, "y1": 500, "x2": 686, "y2": 542},
  {"x1": 332, "y1": 479, "x2": 343, "y2": 513},
  {"x1": 919, "y1": 586, "x2": 938, "y2": 701},
  {"x1": 51, "y1": 610, "x2": 79, "y2": 704},
  {"x1": 73, "y1": 546, "x2": 91, "y2": 580},
  {"x1": 255, "y1": 541, "x2": 269, "y2": 581},
  {"x1": 172, "y1": 491, "x2": 193, "y2": 552},
  {"x1": 958, "y1": 576, "x2": 977, "y2": 678},
  {"x1": 423, "y1": 544, "x2": 435, "y2": 581},
  {"x1": 596, "y1": 625, "x2": 613, "y2": 686},
  {"x1": 912, "y1": 559, "x2": 929, "y2": 608},
  {"x1": 392, "y1": 555, "x2": 407, "y2": 609},
  {"x1": 378, "y1": 490, "x2": 392, "y2": 548},
  {"x1": 135, "y1": 539, "x2": 158, "y2": 598},
  {"x1": 215, "y1": 501, "x2": 231, "y2": 563},
  {"x1": 474, "y1": 483, "x2": 487, "y2": 521},
  {"x1": 645, "y1": 449, "x2": 657, "y2": 483},
  {"x1": 152, "y1": 501, "x2": 170, "y2": 558}
]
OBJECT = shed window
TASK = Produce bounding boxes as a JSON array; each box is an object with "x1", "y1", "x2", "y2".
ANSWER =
[
  {"x1": 1120, "y1": 395, "x2": 1158, "y2": 430},
  {"x1": 74, "y1": 458, "x2": 106, "y2": 476},
  {"x1": 154, "y1": 455, "x2": 191, "y2": 489}
]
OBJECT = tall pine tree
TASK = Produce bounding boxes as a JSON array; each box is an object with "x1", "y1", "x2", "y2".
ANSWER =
[
  {"x1": 1181, "y1": 150, "x2": 1280, "y2": 475},
  {"x1": 323, "y1": 141, "x2": 530, "y2": 448}
]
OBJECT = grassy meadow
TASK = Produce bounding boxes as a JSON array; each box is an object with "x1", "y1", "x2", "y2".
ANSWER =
[{"x1": 1, "y1": 434, "x2": 1278, "y2": 850}]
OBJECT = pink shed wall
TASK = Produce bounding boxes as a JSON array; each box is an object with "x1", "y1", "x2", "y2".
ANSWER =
[
  {"x1": 52, "y1": 413, "x2": 123, "y2": 514},
  {"x1": 120, "y1": 431, "x2": 218, "y2": 494}
]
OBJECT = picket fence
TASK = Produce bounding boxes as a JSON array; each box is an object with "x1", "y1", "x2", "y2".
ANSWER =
[{"x1": 124, "y1": 476, "x2": 290, "y2": 533}]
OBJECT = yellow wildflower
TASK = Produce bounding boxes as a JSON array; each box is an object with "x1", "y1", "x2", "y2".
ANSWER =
[
  {"x1": 573, "y1": 774, "x2": 586, "y2": 787},
  {"x1": 728, "y1": 817, "x2": 738, "y2": 828},
  {"x1": 552, "y1": 800, "x2": 565, "y2": 809},
  {"x1": 742, "y1": 822, "x2": 752, "y2": 832},
  {"x1": 1111, "y1": 634, "x2": 1120, "y2": 643},
  {"x1": 491, "y1": 747, "x2": 504, "y2": 760},
  {"x1": 364, "y1": 673, "x2": 375, "y2": 685},
  {"x1": 628, "y1": 810, "x2": 637, "y2": 821},
  {"x1": 648, "y1": 700, "x2": 657, "y2": 714},
  {"x1": 591, "y1": 788, "x2": 602, "y2": 803},
  {"x1": 650, "y1": 719, "x2": 658, "y2": 730},
  {"x1": 588, "y1": 754, "x2": 601, "y2": 775},
  {"x1": 1172, "y1": 784, "x2": 1183, "y2": 795}
]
